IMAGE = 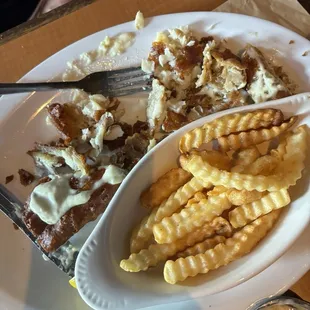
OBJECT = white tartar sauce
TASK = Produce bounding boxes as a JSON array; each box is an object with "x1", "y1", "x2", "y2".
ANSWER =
[{"x1": 29, "y1": 165, "x2": 126, "y2": 225}]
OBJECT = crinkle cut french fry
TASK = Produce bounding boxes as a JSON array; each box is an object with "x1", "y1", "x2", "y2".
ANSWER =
[
  {"x1": 231, "y1": 155, "x2": 279, "y2": 175},
  {"x1": 229, "y1": 153, "x2": 276, "y2": 205},
  {"x1": 209, "y1": 217, "x2": 233, "y2": 238},
  {"x1": 177, "y1": 235, "x2": 226, "y2": 258},
  {"x1": 140, "y1": 168, "x2": 192, "y2": 209},
  {"x1": 270, "y1": 137, "x2": 287, "y2": 161},
  {"x1": 190, "y1": 150, "x2": 232, "y2": 171},
  {"x1": 163, "y1": 210, "x2": 281, "y2": 284},
  {"x1": 229, "y1": 189, "x2": 290, "y2": 228},
  {"x1": 182, "y1": 126, "x2": 307, "y2": 192},
  {"x1": 121, "y1": 222, "x2": 218, "y2": 272},
  {"x1": 184, "y1": 192, "x2": 207, "y2": 208},
  {"x1": 179, "y1": 109, "x2": 284, "y2": 153},
  {"x1": 227, "y1": 189, "x2": 264, "y2": 206},
  {"x1": 153, "y1": 194, "x2": 231, "y2": 244},
  {"x1": 130, "y1": 177, "x2": 206, "y2": 253},
  {"x1": 232, "y1": 146, "x2": 261, "y2": 166},
  {"x1": 274, "y1": 125, "x2": 308, "y2": 175},
  {"x1": 244, "y1": 155, "x2": 279, "y2": 176},
  {"x1": 207, "y1": 186, "x2": 228, "y2": 197},
  {"x1": 224, "y1": 147, "x2": 262, "y2": 197},
  {"x1": 217, "y1": 116, "x2": 297, "y2": 151}
]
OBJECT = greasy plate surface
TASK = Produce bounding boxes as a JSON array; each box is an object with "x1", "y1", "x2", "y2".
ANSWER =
[
  {"x1": 76, "y1": 93, "x2": 310, "y2": 309},
  {"x1": 1, "y1": 12, "x2": 310, "y2": 310}
]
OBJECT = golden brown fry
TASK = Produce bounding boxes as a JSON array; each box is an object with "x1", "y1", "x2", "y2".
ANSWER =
[
  {"x1": 207, "y1": 186, "x2": 228, "y2": 197},
  {"x1": 217, "y1": 116, "x2": 297, "y2": 151},
  {"x1": 244, "y1": 155, "x2": 279, "y2": 176},
  {"x1": 140, "y1": 168, "x2": 192, "y2": 209},
  {"x1": 270, "y1": 132, "x2": 288, "y2": 161},
  {"x1": 163, "y1": 210, "x2": 281, "y2": 284},
  {"x1": 153, "y1": 194, "x2": 231, "y2": 244},
  {"x1": 270, "y1": 144, "x2": 286, "y2": 161},
  {"x1": 273, "y1": 126, "x2": 307, "y2": 176},
  {"x1": 179, "y1": 109, "x2": 283, "y2": 153},
  {"x1": 231, "y1": 146, "x2": 261, "y2": 173},
  {"x1": 229, "y1": 189, "x2": 290, "y2": 228},
  {"x1": 122, "y1": 216, "x2": 232, "y2": 272},
  {"x1": 184, "y1": 192, "x2": 207, "y2": 208},
  {"x1": 182, "y1": 125, "x2": 307, "y2": 192},
  {"x1": 130, "y1": 177, "x2": 205, "y2": 253},
  {"x1": 227, "y1": 189, "x2": 264, "y2": 206},
  {"x1": 232, "y1": 146, "x2": 261, "y2": 166},
  {"x1": 121, "y1": 222, "x2": 219, "y2": 272},
  {"x1": 229, "y1": 151, "x2": 276, "y2": 205},
  {"x1": 190, "y1": 150, "x2": 232, "y2": 171},
  {"x1": 210, "y1": 217, "x2": 233, "y2": 238},
  {"x1": 231, "y1": 154, "x2": 279, "y2": 175},
  {"x1": 177, "y1": 235, "x2": 226, "y2": 258}
]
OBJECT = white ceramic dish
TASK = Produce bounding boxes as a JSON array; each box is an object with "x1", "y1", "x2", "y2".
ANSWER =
[
  {"x1": 76, "y1": 93, "x2": 310, "y2": 310},
  {"x1": 1, "y1": 11, "x2": 310, "y2": 310}
]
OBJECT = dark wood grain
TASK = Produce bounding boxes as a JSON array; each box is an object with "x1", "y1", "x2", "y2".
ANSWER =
[{"x1": 0, "y1": 0, "x2": 309, "y2": 45}]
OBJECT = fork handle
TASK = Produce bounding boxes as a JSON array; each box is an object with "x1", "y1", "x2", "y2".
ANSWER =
[{"x1": 0, "y1": 81, "x2": 81, "y2": 95}]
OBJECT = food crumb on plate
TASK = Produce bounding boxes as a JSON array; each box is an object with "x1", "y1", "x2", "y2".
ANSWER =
[
  {"x1": 99, "y1": 32, "x2": 135, "y2": 57},
  {"x1": 135, "y1": 11, "x2": 145, "y2": 30},
  {"x1": 5, "y1": 174, "x2": 14, "y2": 184},
  {"x1": 18, "y1": 169, "x2": 35, "y2": 186}
]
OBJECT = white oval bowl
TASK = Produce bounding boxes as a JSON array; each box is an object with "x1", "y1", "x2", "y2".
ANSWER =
[{"x1": 76, "y1": 93, "x2": 310, "y2": 310}]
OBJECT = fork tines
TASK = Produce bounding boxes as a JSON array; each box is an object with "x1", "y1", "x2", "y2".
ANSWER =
[{"x1": 107, "y1": 67, "x2": 152, "y2": 97}]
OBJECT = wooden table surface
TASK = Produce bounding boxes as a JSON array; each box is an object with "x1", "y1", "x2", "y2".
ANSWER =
[{"x1": 0, "y1": 0, "x2": 309, "y2": 304}]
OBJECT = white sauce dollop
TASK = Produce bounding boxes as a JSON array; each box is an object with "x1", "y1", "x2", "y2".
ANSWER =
[{"x1": 29, "y1": 165, "x2": 126, "y2": 225}]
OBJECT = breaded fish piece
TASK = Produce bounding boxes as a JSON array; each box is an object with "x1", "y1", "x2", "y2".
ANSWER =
[{"x1": 241, "y1": 45, "x2": 291, "y2": 103}]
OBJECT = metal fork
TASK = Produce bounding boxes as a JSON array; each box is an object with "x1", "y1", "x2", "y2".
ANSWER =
[
  {"x1": 0, "y1": 184, "x2": 76, "y2": 277},
  {"x1": 0, "y1": 67, "x2": 152, "y2": 97}
]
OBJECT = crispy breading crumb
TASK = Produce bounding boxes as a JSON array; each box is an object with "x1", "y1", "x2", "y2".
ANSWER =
[
  {"x1": 18, "y1": 169, "x2": 35, "y2": 186},
  {"x1": 5, "y1": 175, "x2": 14, "y2": 184}
]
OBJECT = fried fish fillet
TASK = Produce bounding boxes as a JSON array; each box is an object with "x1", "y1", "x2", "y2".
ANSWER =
[
  {"x1": 47, "y1": 103, "x2": 91, "y2": 143},
  {"x1": 241, "y1": 45, "x2": 291, "y2": 103},
  {"x1": 37, "y1": 183, "x2": 119, "y2": 252}
]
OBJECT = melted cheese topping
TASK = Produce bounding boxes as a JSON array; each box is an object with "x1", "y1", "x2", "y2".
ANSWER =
[{"x1": 29, "y1": 165, "x2": 125, "y2": 225}]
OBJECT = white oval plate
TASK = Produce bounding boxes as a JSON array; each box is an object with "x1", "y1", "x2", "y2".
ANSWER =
[
  {"x1": 1, "y1": 12, "x2": 310, "y2": 310},
  {"x1": 76, "y1": 93, "x2": 310, "y2": 310}
]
